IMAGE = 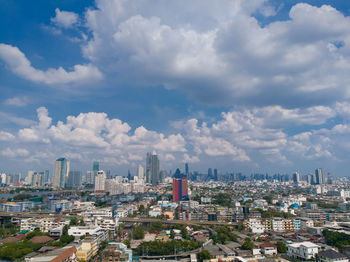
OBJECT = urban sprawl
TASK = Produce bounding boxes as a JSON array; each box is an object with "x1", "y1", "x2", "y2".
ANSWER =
[{"x1": 0, "y1": 153, "x2": 349, "y2": 262}]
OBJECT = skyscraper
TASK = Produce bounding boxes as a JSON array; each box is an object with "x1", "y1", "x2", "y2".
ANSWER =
[
  {"x1": 214, "y1": 169, "x2": 218, "y2": 181},
  {"x1": 92, "y1": 161, "x2": 99, "y2": 185},
  {"x1": 207, "y1": 168, "x2": 213, "y2": 181},
  {"x1": 66, "y1": 171, "x2": 82, "y2": 188},
  {"x1": 146, "y1": 152, "x2": 160, "y2": 186},
  {"x1": 185, "y1": 163, "x2": 189, "y2": 176},
  {"x1": 172, "y1": 177, "x2": 189, "y2": 202},
  {"x1": 137, "y1": 165, "x2": 144, "y2": 182},
  {"x1": 292, "y1": 172, "x2": 300, "y2": 184},
  {"x1": 95, "y1": 170, "x2": 106, "y2": 192},
  {"x1": 315, "y1": 168, "x2": 325, "y2": 185},
  {"x1": 53, "y1": 158, "x2": 70, "y2": 188}
]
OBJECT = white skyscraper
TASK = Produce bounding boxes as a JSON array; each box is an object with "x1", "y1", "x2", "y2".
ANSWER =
[
  {"x1": 94, "y1": 170, "x2": 106, "y2": 192},
  {"x1": 137, "y1": 165, "x2": 144, "y2": 182},
  {"x1": 52, "y1": 158, "x2": 70, "y2": 188},
  {"x1": 26, "y1": 170, "x2": 34, "y2": 185}
]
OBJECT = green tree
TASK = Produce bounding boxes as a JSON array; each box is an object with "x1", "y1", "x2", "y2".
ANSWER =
[
  {"x1": 138, "y1": 205, "x2": 145, "y2": 214},
  {"x1": 276, "y1": 241, "x2": 287, "y2": 253},
  {"x1": 123, "y1": 240, "x2": 131, "y2": 248},
  {"x1": 198, "y1": 250, "x2": 212, "y2": 261},
  {"x1": 241, "y1": 237, "x2": 254, "y2": 251},
  {"x1": 132, "y1": 225, "x2": 145, "y2": 240},
  {"x1": 69, "y1": 217, "x2": 79, "y2": 226},
  {"x1": 170, "y1": 229, "x2": 175, "y2": 239}
]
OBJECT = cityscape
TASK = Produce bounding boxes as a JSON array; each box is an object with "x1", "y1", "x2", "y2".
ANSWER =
[{"x1": 2, "y1": 0, "x2": 350, "y2": 262}]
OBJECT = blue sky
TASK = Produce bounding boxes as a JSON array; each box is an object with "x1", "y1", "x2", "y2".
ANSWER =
[{"x1": 1, "y1": 0, "x2": 350, "y2": 177}]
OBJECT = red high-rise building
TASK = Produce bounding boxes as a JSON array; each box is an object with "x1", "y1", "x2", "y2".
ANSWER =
[{"x1": 172, "y1": 177, "x2": 188, "y2": 202}]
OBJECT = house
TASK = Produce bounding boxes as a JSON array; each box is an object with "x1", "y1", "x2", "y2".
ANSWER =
[
  {"x1": 27, "y1": 245, "x2": 77, "y2": 262},
  {"x1": 30, "y1": 236, "x2": 54, "y2": 244},
  {"x1": 318, "y1": 249, "x2": 349, "y2": 262},
  {"x1": 259, "y1": 243, "x2": 277, "y2": 255},
  {"x1": 287, "y1": 241, "x2": 320, "y2": 260}
]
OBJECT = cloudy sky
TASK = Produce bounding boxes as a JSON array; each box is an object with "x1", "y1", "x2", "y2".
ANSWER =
[{"x1": 1, "y1": 0, "x2": 350, "y2": 177}]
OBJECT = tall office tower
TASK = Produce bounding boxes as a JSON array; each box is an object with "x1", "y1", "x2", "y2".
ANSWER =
[
  {"x1": 214, "y1": 169, "x2": 218, "y2": 181},
  {"x1": 208, "y1": 168, "x2": 213, "y2": 180},
  {"x1": 172, "y1": 177, "x2": 189, "y2": 202},
  {"x1": 146, "y1": 152, "x2": 160, "y2": 186},
  {"x1": 9, "y1": 174, "x2": 21, "y2": 185},
  {"x1": 137, "y1": 165, "x2": 144, "y2": 182},
  {"x1": 93, "y1": 161, "x2": 99, "y2": 185},
  {"x1": 127, "y1": 170, "x2": 132, "y2": 181},
  {"x1": 292, "y1": 172, "x2": 300, "y2": 184},
  {"x1": 52, "y1": 158, "x2": 70, "y2": 188},
  {"x1": 44, "y1": 170, "x2": 50, "y2": 185},
  {"x1": 85, "y1": 171, "x2": 94, "y2": 185},
  {"x1": 151, "y1": 153, "x2": 160, "y2": 186},
  {"x1": 95, "y1": 170, "x2": 106, "y2": 192},
  {"x1": 66, "y1": 171, "x2": 82, "y2": 188},
  {"x1": 32, "y1": 172, "x2": 43, "y2": 187},
  {"x1": 26, "y1": 170, "x2": 34, "y2": 185},
  {"x1": 146, "y1": 152, "x2": 152, "y2": 181},
  {"x1": 159, "y1": 170, "x2": 165, "y2": 184},
  {"x1": 306, "y1": 174, "x2": 313, "y2": 185},
  {"x1": 315, "y1": 168, "x2": 325, "y2": 185},
  {"x1": 185, "y1": 163, "x2": 189, "y2": 176}
]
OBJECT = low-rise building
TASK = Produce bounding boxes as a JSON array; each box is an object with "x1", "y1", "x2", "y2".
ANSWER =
[
  {"x1": 76, "y1": 237, "x2": 98, "y2": 261},
  {"x1": 287, "y1": 241, "x2": 320, "y2": 260},
  {"x1": 318, "y1": 249, "x2": 349, "y2": 262}
]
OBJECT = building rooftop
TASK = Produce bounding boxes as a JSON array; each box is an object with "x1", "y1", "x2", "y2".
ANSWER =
[{"x1": 319, "y1": 249, "x2": 348, "y2": 259}]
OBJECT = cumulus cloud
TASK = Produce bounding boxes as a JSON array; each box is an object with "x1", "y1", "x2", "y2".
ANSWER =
[
  {"x1": 1, "y1": 103, "x2": 350, "y2": 172},
  {"x1": 76, "y1": 1, "x2": 350, "y2": 106},
  {"x1": 1, "y1": 148, "x2": 29, "y2": 158},
  {"x1": 51, "y1": 8, "x2": 79, "y2": 28},
  {"x1": 0, "y1": 43, "x2": 102, "y2": 85}
]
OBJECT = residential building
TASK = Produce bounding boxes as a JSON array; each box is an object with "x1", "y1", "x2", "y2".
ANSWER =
[
  {"x1": 95, "y1": 170, "x2": 106, "y2": 192},
  {"x1": 172, "y1": 177, "x2": 189, "y2": 202},
  {"x1": 100, "y1": 242, "x2": 132, "y2": 262},
  {"x1": 76, "y1": 237, "x2": 98, "y2": 262},
  {"x1": 318, "y1": 249, "x2": 349, "y2": 262},
  {"x1": 287, "y1": 241, "x2": 320, "y2": 260}
]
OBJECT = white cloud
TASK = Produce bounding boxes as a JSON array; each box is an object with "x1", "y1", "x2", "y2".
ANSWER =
[
  {"x1": 182, "y1": 154, "x2": 199, "y2": 163},
  {"x1": 51, "y1": 8, "x2": 79, "y2": 29},
  {"x1": 78, "y1": 1, "x2": 350, "y2": 106},
  {"x1": 4, "y1": 96, "x2": 29, "y2": 107},
  {"x1": 0, "y1": 131, "x2": 15, "y2": 141},
  {"x1": 1, "y1": 148, "x2": 29, "y2": 158},
  {"x1": 0, "y1": 43, "x2": 102, "y2": 85}
]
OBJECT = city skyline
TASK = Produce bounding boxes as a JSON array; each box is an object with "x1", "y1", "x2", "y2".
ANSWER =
[{"x1": 2, "y1": 1, "x2": 350, "y2": 176}]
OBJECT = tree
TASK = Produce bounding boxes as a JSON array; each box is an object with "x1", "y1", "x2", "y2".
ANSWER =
[
  {"x1": 241, "y1": 237, "x2": 254, "y2": 251},
  {"x1": 132, "y1": 225, "x2": 145, "y2": 240},
  {"x1": 198, "y1": 250, "x2": 212, "y2": 261},
  {"x1": 79, "y1": 218, "x2": 85, "y2": 226},
  {"x1": 170, "y1": 229, "x2": 175, "y2": 239},
  {"x1": 138, "y1": 205, "x2": 145, "y2": 214},
  {"x1": 276, "y1": 241, "x2": 287, "y2": 253},
  {"x1": 69, "y1": 217, "x2": 79, "y2": 226},
  {"x1": 123, "y1": 240, "x2": 131, "y2": 248}
]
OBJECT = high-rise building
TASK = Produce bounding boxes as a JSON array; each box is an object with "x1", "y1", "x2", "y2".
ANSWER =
[
  {"x1": 214, "y1": 169, "x2": 218, "y2": 181},
  {"x1": 146, "y1": 152, "x2": 160, "y2": 186},
  {"x1": 172, "y1": 177, "x2": 188, "y2": 202},
  {"x1": 208, "y1": 168, "x2": 213, "y2": 180},
  {"x1": 92, "y1": 161, "x2": 99, "y2": 185},
  {"x1": 95, "y1": 170, "x2": 106, "y2": 192},
  {"x1": 66, "y1": 171, "x2": 82, "y2": 188},
  {"x1": 137, "y1": 165, "x2": 144, "y2": 182},
  {"x1": 315, "y1": 168, "x2": 325, "y2": 185},
  {"x1": 53, "y1": 158, "x2": 70, "y2": 188},
  {"x1": 185, "y1": 163, "x2": 189, "y2": 176},
  {"x1": 292, "y1": 172, "x2": 300, "y2": 184},
  {"x1": 26, "y1": 171, "x2": 34, "y2": 185},
  {"x1": 85, "y1": 171, "x2": 94, "y2": 185}
]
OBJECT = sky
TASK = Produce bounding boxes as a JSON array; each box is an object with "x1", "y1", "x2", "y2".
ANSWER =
[{"x1": 1, "y1": 0, "x2": 350, "y2": 177}]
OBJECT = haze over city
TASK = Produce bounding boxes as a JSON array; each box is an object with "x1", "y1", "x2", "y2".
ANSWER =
[{"x1": 2, "y1": 0, "x2": 350, "y2": 176}]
